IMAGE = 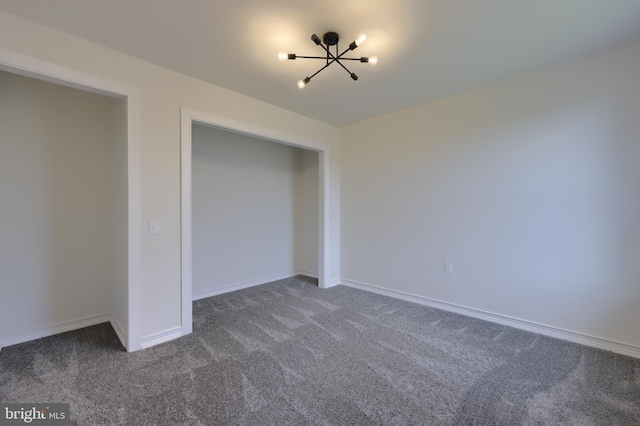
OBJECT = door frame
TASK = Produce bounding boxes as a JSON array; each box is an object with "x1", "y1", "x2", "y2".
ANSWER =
[
  {"x1": 180, "y1": 108, "x2": 331, "y2": 334},
  {"x1": 0, "y1": 48, "x2": 142, "y2": 351}
]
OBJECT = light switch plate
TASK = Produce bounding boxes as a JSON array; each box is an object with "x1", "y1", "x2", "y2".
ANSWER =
[
  {"x1": 444, "y1": 261, "x2": 453, "y2": 273},
  {"x1": 148, "y1": 220, "x2": 161, "y2": 234}
]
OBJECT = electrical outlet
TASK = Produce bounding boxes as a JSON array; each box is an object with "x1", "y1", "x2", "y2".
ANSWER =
[{"x1": 444, "y1": 261, "x2": 453, "y2": 273}]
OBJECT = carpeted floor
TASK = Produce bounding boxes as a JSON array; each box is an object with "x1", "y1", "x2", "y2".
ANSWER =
[{"x1": 1, "y1": 275, "x2": 639, "y2": 425}]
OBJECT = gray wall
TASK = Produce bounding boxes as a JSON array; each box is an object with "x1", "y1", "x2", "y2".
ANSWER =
[
  {"x1": 340, "y1": 41, "x2": 640, "y2": 348},
  {"x1": 192, "y1": 125, "x2": 318, "y2": 296},
  {"x1": 0, "y1": 70, "x2": 127, "y2": 340},
  {"x1": 295, "y1": 149, "x2": 319, "y2": 275}
]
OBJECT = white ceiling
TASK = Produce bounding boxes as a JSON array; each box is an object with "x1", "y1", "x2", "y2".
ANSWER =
[{"x1": 2, "y1": 0, "x2": 640, "y2": 126}]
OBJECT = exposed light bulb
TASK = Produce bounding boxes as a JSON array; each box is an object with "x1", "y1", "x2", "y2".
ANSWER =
[
  {"x1": 355, "y1": 33, "x2": 367, "y2": 46},
  {"x1": 368, "y1": 56, "x2": 378, "y2": 65},
  {"x1": 278, "y1": 51, "x2": 288, "y2": 61},
  {"x1": 298, "y1": 77, "x2": 311, "y2": 89}
]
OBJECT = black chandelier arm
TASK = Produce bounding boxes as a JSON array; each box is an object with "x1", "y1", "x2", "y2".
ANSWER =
[
  {"x1": 293, "y1": 55, "x2": 364, "y2": 61},
  {"x1": 332, "y1": 57, "x2": 366, "y2": 61},
  {"x1": 303, "y1": 34, "x2": 362, "y2": 72},
  {"x1": 335, "y1": 46, "x2": 356, "y2": 60},
  {"x1": 323, "y1": 40, "x2": 355, "y2": 76},
  {"x1": 309, "y1": 36, "x2": 339, "y2": 60},
  {"x1": 333, "y1": 58, "x2": 355, "y2": 77},
  {"x1": 308, "y1": 57, "x2": 339, "y2": 80},
  {"x1": 294, "y1": 55, "x2": 333, "y2": 60},
  {"x1": 319, "y1": 44, "x2": 338, "y2": 61}
]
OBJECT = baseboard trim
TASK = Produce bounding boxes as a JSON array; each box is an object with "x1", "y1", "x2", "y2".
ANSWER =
[
  {"x1": 327, "y1": 278, "x2": 341, "y2": 288},
  {"x1": 295, "y1": 269, "x2": 318, "y2": 279},
  {"x1": 340, "y1": 278, "x2": 640, "y2": 359},
  {"x1": 193, "y1": 270, "x2": 307, "y2": 300},
  {"x1": 0, "y1": 314, "x2": 112, "y2": 351},
  {"x1": 109, "y1": 315, "x2": 128, "y2": 351},
  {"x1": 192, "y1": 271, "x2": 342, "y2": 301},
  {"x1": 295, "y1": 270, "x2": 341, "y2": 288},
  {"x1": 140, "y1": 326, "x2": 183, "y2": 350},
  {"x1": 296, "y1": 271, "x2": 340, "y2": 288}
]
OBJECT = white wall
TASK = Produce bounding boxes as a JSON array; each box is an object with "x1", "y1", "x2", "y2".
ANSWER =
[
  {"x1": 341, "y1": 41, "x2": 640, "y2": 349},
  {"x1": 0, "y1": 70, "x2": 126, "y2": 340},
  {"x1": 192, "y1": 125, "x2": 318, "y2": 295},
  {"x1": 0, "y1": 10, "x2": 340, "y2": 343},
  {"x1": 110, "y1": 94, "x2": 129, "y2": 340}
]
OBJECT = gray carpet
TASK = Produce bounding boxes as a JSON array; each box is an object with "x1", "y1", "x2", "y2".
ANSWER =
[{"x1": 1, "y1": 276, "x2": 639, "y2": 425}]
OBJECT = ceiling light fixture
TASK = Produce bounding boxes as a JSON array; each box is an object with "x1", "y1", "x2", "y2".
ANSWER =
[{"x1": 279, "y1": 32, "x2": 378, "y2": 89}]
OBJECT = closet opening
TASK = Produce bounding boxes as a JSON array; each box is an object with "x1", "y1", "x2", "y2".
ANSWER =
[
  {"x1": 191, "y1": 124, "x2": 319, "y2": 299},
  {"x1": 180, "y1": 108, "x2": 331, "y2": 334},
  {"x1": 0, "y1": 51, "x2": 140, "y2": 352}
]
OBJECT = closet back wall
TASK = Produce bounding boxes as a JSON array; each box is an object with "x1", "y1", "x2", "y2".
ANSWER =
[
  {"x1": 192, "y1": 125, "x2": 318, "y2": 298},
  {"x1": 0, "y1": 70, "x2": 126, "y2": 341}
]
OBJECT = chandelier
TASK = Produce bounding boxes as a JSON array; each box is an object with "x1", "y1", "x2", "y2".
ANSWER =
[{"x1": 279, "y1": 32, "x2": 378, "y2": 88}]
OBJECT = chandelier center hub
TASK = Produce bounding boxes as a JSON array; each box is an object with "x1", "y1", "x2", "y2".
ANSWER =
[{"x1": 323, "y1": 32, "x2": 340, "y2": 46}]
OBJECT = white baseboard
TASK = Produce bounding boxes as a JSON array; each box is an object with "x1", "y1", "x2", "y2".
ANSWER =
[
  {"x1": 295, "y1": 269, "x2": 318, "y2": 279},
  {"x1": 340, "y1": 278, "x2": 640, "y2": 359},
  {"x1": 193, "y1": 270, "x2": 306, "y2": 301},
  {"x1": 0, "y1": 314, "x2": 112, "y2": 351},
  {"x1": 109, "y1": 315, "x2": 127, "y2": 351},
  {"x1": 139, "y1": 326, "x2": 183, "y2": 349},
  {"x1": 295, "y1": 270, "x2": 340, "y2": 288},
  {"x1": 192, "y1": 270, "x2": 339, "y2": 301},
  {"x1": 327, "y1": 278, "x2": 341, "y2": 288}
]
